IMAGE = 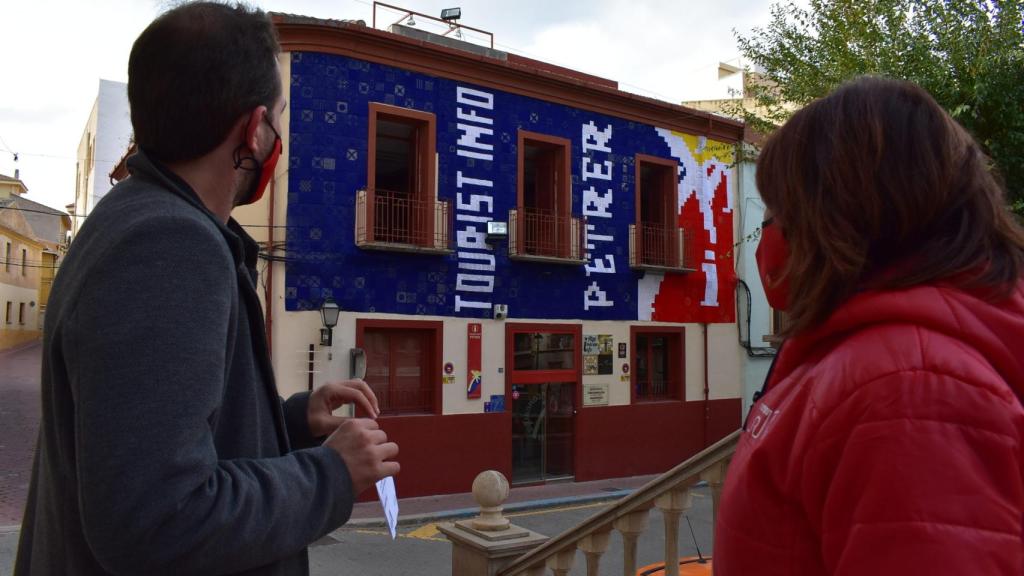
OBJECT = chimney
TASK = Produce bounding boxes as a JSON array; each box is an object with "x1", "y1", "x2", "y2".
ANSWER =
[{"x1": 14, "y1": 168, "x2": 19, "y2": 180}]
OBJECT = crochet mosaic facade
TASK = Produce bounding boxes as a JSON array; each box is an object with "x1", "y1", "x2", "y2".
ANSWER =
[{"x1": 285, "y1": 51, "x2": 736, "y2": 324}]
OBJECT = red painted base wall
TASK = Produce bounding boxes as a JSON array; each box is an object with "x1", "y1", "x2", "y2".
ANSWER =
[
  {"x1": 359, "y1": 399, "x2": 741, "y2": 500},
  {"x1": 573, "y1": 398, "x2": 741, "y2": 482},
  {"x1": 364, "y1": 412, "x2": 512, "y2": 500}
]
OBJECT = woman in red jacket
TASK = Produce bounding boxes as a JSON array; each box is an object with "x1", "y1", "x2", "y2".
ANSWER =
[{"x1": 714, "y1": 76, "x2": 1024, "y2": 575}]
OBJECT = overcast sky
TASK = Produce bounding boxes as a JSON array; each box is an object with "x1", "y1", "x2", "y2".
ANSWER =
[{"x1": 0, "y1": 0, "x2": 783, "y2": 212}]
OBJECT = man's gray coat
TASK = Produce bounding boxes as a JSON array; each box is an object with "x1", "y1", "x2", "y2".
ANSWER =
[{"x1": 15, "y1": 150, "x2": 354, "y2": 575}]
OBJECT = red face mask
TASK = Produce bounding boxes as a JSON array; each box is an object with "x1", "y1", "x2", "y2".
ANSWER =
[
  {"x1": 755, "y1": 217, "x2": 791, "y2": 310},
  {"x1": 236, "y1": 115, "x2": 282, "y2": 206}
]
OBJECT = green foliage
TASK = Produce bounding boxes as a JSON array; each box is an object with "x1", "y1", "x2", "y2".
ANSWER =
[{"x1": 733, "y1": 0, "x2": 1024, "y2": 210}]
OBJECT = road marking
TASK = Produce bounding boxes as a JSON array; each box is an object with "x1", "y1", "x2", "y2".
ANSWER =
[
  {"x1": 348, "y1": 526, "x2": 447, "y2": 542},
  {"x1": 407, "y1": 523, "x2": 441, "y2": 539},
  {"x1": 505, "y1": 500, "x2": 609, "y2": 519}
]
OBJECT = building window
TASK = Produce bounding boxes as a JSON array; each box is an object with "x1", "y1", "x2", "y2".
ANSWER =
[
  {"x1": 18, "y1": 302, "x2": 24, "y2": 325},
  {"x1": 630, "y1": 154, "x2": 687, "y2": 271},
  {"x1": 357, "y1": 318, "x2": 442, "y2": 415},
  {"x1": 510, "y1": 131, "x2": 582, "y2": 262},
  {"x1": 631, "y1": 326, "x2": 685, "y2": 403},
  {"x1": 512, "y1": 332, "x2": 576, "y2": 371},
  {"x1": 4, "y1": 242, "x2": 9, "y2": 273},
  {"x1": 356, "y1": 103, "x2": 448, "y2": 252},
  {"x1": 765, "y1": 308, "x2": 790, "y2": 348},
  {"x1": 4, "y1": 301, "x2": 10, "y2": 324},
  {"x1": 21, "y1": 248, "x2": 27, "y2": 276}
]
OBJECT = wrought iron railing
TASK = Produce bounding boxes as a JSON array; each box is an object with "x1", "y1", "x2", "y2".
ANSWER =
[
  {"x1": 497, "y1": 430, "x2": 739, "y2": 576},
  {"x1": 355, "y1": 188, "x2": 452, "y2": 253},
  {"x1": 629, "y1": 224, "x2": 695, "y2": 272},
  {"x1": 508, "y1": 209, "x2": 586, "y2": 264}
]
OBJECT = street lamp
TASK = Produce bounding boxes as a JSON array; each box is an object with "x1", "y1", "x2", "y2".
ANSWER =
[{"x1": 319, "y1": 297, "x2": 340, "y2": 346}]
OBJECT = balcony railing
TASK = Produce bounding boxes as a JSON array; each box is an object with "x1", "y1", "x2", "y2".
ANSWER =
[
  {"x1": 629, "y1": 224, "x2": 695, "y2": 273},
  {"x1": 494, "y1": 430, "x2": 739, "y2": 576},
  {"x1": 508, "y1": 209, "x2": 586, "y2": 264},
  {"x1": 355, "y1": 188, "x2": 452, "y2": 254}
]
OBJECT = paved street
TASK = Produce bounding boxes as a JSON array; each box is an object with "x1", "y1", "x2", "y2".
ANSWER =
[{"x1": 0, "y1": 341, "x2": 41, "y2": 528}]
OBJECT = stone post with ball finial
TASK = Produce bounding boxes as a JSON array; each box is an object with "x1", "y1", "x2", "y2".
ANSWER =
[{"x1": 438, "y1": 470, "x2": 549, "y2": 576}]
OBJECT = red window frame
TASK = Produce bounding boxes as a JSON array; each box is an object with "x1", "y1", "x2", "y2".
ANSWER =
[
  {"x1": 517, "y1": 130, "x2": 572, "y2": 259},
  {"x1": 355, "y1": 318, "x2": 443, "y2": 416},
  {"x1": 634, "y1": 154, "x2": 679, "y2": 267},
  {"x1": 504, "y1": 322, "x2": 583, "y2": 388},
  {"x1": 366, "y1": 103, "x2": 437, "y2": 246},
  {"x1": 630, "y1": 325, "x2": 685, "y2": 403}
]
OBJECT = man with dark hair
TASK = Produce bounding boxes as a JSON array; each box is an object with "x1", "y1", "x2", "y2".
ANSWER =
[{"x1": 15, "y1": 3, "x2": 399, "y2": 575}]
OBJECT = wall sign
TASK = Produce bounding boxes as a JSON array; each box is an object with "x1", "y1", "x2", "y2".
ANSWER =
[
  {"x1": 618, "y1": 343, "x2": 627, "y2": 358},
  {"x1": 467, "y1": 323, "x2": 482, "y2": 399},
  {"x1": 583, "y1": 382, "x2": 610, "y2": 406}
]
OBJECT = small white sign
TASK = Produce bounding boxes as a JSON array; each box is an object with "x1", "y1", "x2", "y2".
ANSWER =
[
  {"x1": 375, "y1": 476, "x2": 399, "y2": 540},
  {"x1": 583, "y1": 382, "x2": 610, "y2": 406}
]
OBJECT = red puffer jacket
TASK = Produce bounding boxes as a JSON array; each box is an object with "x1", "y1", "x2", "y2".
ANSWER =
[{"x1": 715, "y1": 281, "x2": 1024, "y2": 575}]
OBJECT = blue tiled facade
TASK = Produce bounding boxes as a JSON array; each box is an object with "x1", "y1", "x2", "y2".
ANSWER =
[{"x1": 286, "y1": 51, "x2": 698, "y2": 320}]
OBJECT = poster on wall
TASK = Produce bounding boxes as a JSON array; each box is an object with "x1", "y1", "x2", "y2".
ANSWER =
[
  {"x1": 584, "y1": 334, "x2": 614, "y2": 375},
  {"x1": 467, "y1": 323, "x2": 482, "y2": 399}
]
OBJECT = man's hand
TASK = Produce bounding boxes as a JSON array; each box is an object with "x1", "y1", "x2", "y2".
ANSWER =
[
  {"x1": 324, "y1": 419, "x2": 400, "y2": 495},
  {"x1": 308, "y1": 379, "x2": 380, "y2": 438}
]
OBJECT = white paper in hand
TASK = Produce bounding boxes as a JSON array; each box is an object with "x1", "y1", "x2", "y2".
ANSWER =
[{"x1": 375, "y1": 476, "x2": 399, "y2": 540}]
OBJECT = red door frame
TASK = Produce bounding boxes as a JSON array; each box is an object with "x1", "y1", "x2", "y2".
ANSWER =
[{"x1": 505, "y1": 322, "x2": 583, "y2": 482}]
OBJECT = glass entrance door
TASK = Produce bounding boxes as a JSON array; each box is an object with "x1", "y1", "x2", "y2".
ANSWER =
[
  {"x1": 507, "y1": 325, "x2": 580, "y2": 485},
  {"x1": 511, "y1": 383, "x2": 575, "y2": 483}
]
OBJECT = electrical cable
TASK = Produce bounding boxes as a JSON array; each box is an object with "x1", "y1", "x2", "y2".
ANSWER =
[{"x1": 737, "y1": 276, "x2": 774, "y2": 356}]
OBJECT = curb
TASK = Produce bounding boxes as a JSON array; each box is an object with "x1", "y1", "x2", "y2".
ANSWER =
[
  {"x1": 0, "y1": 524, "x2": 21, "y2": 536},
  {"x1": 0, "y1": 338, "x2": 42, "y2": 357},
  {"x1": 344, "y1": 489, "x2": 635, "y2": 529}
]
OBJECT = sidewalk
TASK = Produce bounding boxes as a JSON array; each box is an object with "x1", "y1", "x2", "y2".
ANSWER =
[{"x1": 347, "y1": 473, "x2": 658, "y2": 527}]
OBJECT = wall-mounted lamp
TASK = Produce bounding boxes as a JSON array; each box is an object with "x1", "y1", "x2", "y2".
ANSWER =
[
  {"x1": 405, "y1": 14, "x2": 416, "y2": 26},
  {"x1": 486, "y1": 220, "x2": 508, "y2": 244},
  {"x1": 319, "y1": 297, "x2": 340, "y2": 346}
]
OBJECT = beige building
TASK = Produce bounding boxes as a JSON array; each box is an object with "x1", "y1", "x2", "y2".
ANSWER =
[
  {"x1": 0, "y1": 173, "x2": 71, "y2": 349},
  {"x1": 1, "y1": 174, "x2": 44, "y2": 348},
  {"x1": 682, "y1": 60, "x2": 798, "y2": 132}
]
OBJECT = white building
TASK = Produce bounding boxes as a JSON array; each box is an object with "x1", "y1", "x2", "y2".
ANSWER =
[{"x1": 72, "y1": 79, "x2": 131, "y2": 236}]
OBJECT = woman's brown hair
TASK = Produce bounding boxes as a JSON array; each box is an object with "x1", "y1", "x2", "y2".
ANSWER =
[{"x1": 756, "y1": 76, "x2": 1024, "y2": 335}]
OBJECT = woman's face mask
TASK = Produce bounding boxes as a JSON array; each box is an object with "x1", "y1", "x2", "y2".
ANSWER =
[{"x1": 756, "y1": 216, "x2": 791, "y2": 310}]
